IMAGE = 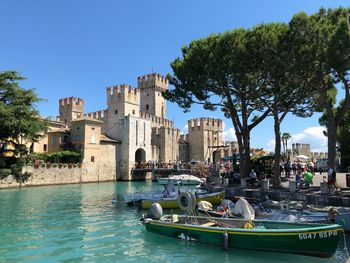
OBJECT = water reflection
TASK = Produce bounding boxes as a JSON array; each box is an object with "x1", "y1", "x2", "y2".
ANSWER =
[{"x1": 0, "y1": 182, "x2": 348, "y2": 262}]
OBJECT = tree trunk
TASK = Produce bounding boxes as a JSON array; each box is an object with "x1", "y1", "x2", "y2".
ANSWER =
[
  {"x1": 273, "y1": 113, "x2": 281, "y2": 186},
  {"x1": 242, "y1": 128, "x2": 251, "y2": 178},
  {"x1": 327, "y1": 120, "x2": 337, "y2": 170},
  {"x1": 236, "y1": 132, "x2": 245, "y2": 178}
]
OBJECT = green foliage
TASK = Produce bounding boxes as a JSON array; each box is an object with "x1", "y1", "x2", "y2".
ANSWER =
[
  {"x1": 0, "y1": 71, "x2": 48, "y2": 178},
  {"x1": 29, "y1": 151, "x2": 82, "y2": 164},
  {"x1": 165, "y1": 27, "x2": 271, "y2": 178},
  {"x1": 292, "y1": 7, "x2": 350, "y2": 169}
]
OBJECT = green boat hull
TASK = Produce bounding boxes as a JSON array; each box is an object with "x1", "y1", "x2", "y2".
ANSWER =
[{"x1": 143, "y1": 216, "x2": 342, "y2": 258}]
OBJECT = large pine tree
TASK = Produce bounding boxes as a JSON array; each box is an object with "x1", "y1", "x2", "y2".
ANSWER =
[{"x1": 0, "y1": 71, "x2": 48, "y2": 179}]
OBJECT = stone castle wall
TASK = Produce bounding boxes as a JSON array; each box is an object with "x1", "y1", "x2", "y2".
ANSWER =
[
  {"x1": 187, "y1": 118, "x2": 223, "y2": 162},
  {"x1": 0, "y1": 163, "x2": 116, "y2": 189}
]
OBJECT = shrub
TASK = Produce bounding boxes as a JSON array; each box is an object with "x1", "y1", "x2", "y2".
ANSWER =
[
  {"x1": 68, "y1": 163, "x2": 72, "y2": 169},
  {"x1": 46, "y1": 163, "x2": 52, "y2": 169},
  {"x1": 34, "y1": 162, "x2": 40, "y2": 169},
  {"x1": 52, "y1": 163, "x2": 58, "y2": 168}
]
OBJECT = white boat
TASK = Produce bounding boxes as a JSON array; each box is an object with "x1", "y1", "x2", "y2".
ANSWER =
[
  {"x1": 123, "y1": 179, "x2": 178, "y2": 205},
  {"x1": 157, "y1": 174, "x2": 205, "y2": 185},
  {"x1": 259, "y1": 199, "x2": 350, "y2": 231}
]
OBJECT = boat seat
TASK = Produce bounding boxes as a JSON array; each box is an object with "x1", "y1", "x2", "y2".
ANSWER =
[{"x1": 201, "y1": 222, "x2": 216, "y2": 227}]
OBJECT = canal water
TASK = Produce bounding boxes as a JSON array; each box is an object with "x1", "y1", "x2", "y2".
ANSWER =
[{"x1": 0, "y1": 181, "x2": 349, "y2": 263}]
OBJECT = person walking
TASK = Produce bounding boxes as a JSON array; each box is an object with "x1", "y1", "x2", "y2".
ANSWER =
[
  {"x1": 327, "y1": 168, "x2": 336, "y2": 192},
  {"x1": 284, "y1": 160, "x2": 291, "y2": 178},
  {"x1": 249, "y1": 169, "x2": 258, "y2": 186}
]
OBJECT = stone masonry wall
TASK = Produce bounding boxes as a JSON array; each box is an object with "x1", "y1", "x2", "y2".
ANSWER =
[{"x1": 0, "y1": 163, "x2": 116, "y2": 189}]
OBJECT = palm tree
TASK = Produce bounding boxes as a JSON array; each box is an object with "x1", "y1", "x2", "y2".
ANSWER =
[{"x1": 281, "y1": 132, "x2": 291, "y2": 159}]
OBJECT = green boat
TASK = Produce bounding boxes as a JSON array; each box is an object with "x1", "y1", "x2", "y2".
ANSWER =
[{"x1": 141, "y1": 214, "x2": 343, "y2": 258}]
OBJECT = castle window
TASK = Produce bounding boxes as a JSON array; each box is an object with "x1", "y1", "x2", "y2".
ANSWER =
[
  {"x1": 115, "y1": 110, "x2": 118, "y2": 114},
  {"x1": 77, "y1": 127, "x2": 80, "y2": 130},
  {"x1": 43, "y1": 144, "x2": 47, "y2": 152},
  {"x1": 91, "y1": 156, "x2": 95, "y2": 163},
  {"x1": 146, "y1": 104, "x2": 149, "y2": 110},
  {"x1": 147, "y1": 93, "x2": 149, "y2": 96},
  {"x1": 90, "y1": 135, "x2": 95, "y2": 144},
  {"x1": 91, "y1": 127, "x2": 95, "y2": 130},
  {"x1": 132, "y1": 110, "x2": 135, "y2": 115}
]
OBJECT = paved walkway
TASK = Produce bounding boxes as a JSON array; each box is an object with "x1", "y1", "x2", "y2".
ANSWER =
[
  {"x1": 280, "y1": 172, "x2": 349, "y2": 189},
  {"x1": 214, "y1": 172, "x2": 350, "y2": 207}
]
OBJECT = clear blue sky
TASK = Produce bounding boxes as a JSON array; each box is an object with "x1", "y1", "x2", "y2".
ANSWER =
[{"x1": 1, "y1": 0, "x2": 349, "y2": 152}]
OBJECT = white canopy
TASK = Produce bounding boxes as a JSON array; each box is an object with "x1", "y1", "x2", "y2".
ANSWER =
[{"x1": 295, "y1": 155, "x2": 309, "y2": 160}]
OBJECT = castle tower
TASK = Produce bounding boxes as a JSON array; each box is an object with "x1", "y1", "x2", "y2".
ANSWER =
[
  {"x1": 138, "y1": 73, "x2": 168, "y2": 119},
  {"x1": 106, "y1": 84, "x2": 140, "y2": 140},
  {"x1": 58, "y1": 97, "x2": 84, "y2": 124},
  {"x1": 159, "y1": 127, "x2": 180, "y2": 162},
  {"x1": 187, "y1": 118, "x2": 223, "y2": 162}
]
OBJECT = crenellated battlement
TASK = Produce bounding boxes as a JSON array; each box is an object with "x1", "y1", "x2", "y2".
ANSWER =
[
  {"x1": 137, "y1": 73, "x2": 168, "y2": 90},
  {"x1": 139, "y1": 111, "x2": 173, "y2": 128},
  {"x1": 58, "y1": 97, "x2": 84, "y2": 123},
  {"x1": 84, "y1": 109, "x2": 107, "y2": 120},
  {"x1": 59, "y1": 97, "x2": 84, "y2": 107},
  {"x1": 187, "y1": 117, "x2": 223, "y2": 131},
  {"x1": 107, "y1": 84, "x2": 140, "y2": 97},
  {"x1": 160, "y1": 126, "x2": 180, "y2": 137}
]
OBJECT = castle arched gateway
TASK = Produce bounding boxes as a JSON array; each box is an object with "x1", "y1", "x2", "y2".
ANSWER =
[
  {"x1": 135, "y1": 148, "x2": 146, "y2": 164},
  {"x1": 213, "y1": 150, "x2": 221, "y2": 164}
]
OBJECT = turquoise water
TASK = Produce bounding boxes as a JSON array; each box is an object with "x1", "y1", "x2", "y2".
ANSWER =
[{"x1": 0, "y1": 181, "x2": 349, "y2": 263}]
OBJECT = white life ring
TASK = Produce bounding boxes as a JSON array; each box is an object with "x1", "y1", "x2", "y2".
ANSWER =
[
  {"x1": 178, "y1": 192, "x2": 194, "y2": 211},
  {"x1": 189, "y1": 191, "x2": 197, "y2": 209}
]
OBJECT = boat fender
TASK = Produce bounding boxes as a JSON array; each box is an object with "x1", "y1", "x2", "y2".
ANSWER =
[
  {"x1": 244, "y1": 221, "x2": 254, "y2": 229},
  {"x1": 178, "y1": 192, "x2": 194, "y2": 211},
  {"x1": 222, "y1": 231, "x2": 228, "y2": 250},
  {"x1": 147, "y1": 203, "x2": 163, "y2": 220}
]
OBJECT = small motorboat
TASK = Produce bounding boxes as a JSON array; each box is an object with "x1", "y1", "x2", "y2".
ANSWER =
[
  {"x1": 123, "y1": 180, "x2": 224, "y2": 209},
  {"x1": 123, "y1": 179, "x2": 178, "y2": 206},
  {"x1": 141, "y1": 203, "x2": 343, "y2": 258},
  {"x1": 198, "y1": 199, "x2": 330, "y2": 223}
]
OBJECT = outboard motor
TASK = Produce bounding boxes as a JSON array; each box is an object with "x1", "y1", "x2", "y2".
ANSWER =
[{"x1": 147, "y1": 203, "x2": 163, "y2": 220}]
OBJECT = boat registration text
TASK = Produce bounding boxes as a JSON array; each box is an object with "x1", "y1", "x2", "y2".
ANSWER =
[{"x1": 298, "y1": 231, "x2": 338, "y2": 240}]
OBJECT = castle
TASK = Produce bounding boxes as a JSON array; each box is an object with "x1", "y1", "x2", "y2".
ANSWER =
[{"x1": 37, "y1": 73, "x2": 227, "y2": 180}]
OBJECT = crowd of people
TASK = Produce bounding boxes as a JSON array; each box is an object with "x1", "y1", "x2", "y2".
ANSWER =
[{"x1": 279, "y1": 160, "x2": 337, "y2": 192}]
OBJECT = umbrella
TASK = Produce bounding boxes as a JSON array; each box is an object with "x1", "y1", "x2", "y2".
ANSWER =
[{"x1": 295, "y1": 155, "x2": 309, "y2": 160}]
